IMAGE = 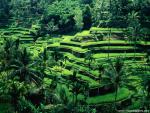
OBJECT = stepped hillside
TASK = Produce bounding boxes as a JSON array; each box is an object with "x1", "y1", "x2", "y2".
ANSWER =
[
  {"x1": 3, "y1": 27, "x2": 150, "y2": 108},
  {"x1": 0, "y1": 0, "x2": 150, "y2": 112}
]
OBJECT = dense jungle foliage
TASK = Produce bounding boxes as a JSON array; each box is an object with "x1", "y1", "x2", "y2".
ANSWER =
[{"x1": 0, "y1": 0, "x2": 150, "y2": 113}]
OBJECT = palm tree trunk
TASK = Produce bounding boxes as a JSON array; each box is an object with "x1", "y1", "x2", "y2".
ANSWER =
[
  {"x1": 114, "y1": 85, "x2": 118, "y2": 110},
  {"x1": 134, "y1": 38, "x2": 136, "y2": 60},
  {"x1": 73, "y1": 92, "x2": 75, "y2": 106},
  {"x1": 108, "y1": 28, "x2": 111, "y2": 59},
  {"x1": 88, "y1": 60, "x2": 91, "y2": 71},
  {"x1": 75, "y1": 93, "x2": 78, "y2": 106}
]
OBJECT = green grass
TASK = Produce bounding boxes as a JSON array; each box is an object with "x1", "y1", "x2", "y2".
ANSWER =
[
  {"x1": 86, "y1": 88, "x2": 130, "y2": 104},
  {"x1": 81, "y1": 40, "x2": 127, "y2": 47},
  {"x1": 90, "y1": 27, "x2": 125, "y2": 34},
  {"x1": 36, "y1": 40, "x2": 49, "y2": 44},
  {"x1": 90, "y1": 27, "x2": 126, "y2": 31},
  {"x1": 99, "y1": 46, "x2": 135, "y2": 49},
  {"x1": 20, "y1": 38, "x2": 33, "y2": 41},
  {"x1": 48, "y1": 44, "x2": 88, "y2": 54},
  {"x1": 60, "y1": 45, "x2": 88, "y2": 53},
  {"x1": 66, "y1": 61, "x2": 99, "y2": 77},
  {"x1": 51, "y1": 66, "x2": 72, "y2": 76},
  {"x1": 50, "y1": 65, "x2": 100, "y2": 87},
  {"x1": 64, "y1": 52, "x2": 85, "y2": 62},
  {"x1": 75, "y1": 30, "x2": 92, "y2": 37},
  {"x1": 93, "y1": 53, "x2": 145, "y2": 59},
  {"x1": 8, "y1": 27, "x2": 29, "y2": 31},
  {"x1": 77, "y1": 74, "x2": 99, "y2": 87},
  {"x1": 60, "y1": 41, "x2": 81, "y2": 48},
  {"x1": 2, "y1": 30, "x2": 29, "y2": 35},
  {"x1": 62, "y1": 35, "x2": 74, "y2": 42},
  {"x1": 60, "y1": 40, "x2": 130, "y2": 49},
  {"x1": 140, "y1": 41, "x2": 150, "y2": 45},
  {"x1": 48, "y1": 43, "x2": 60, "y2": 47},
  {"x1": 20, "y1": 35, "x2": 32, "y2": 38},
  {"x1": 63, "y1": 52, "x2": 144, "y2": 68}
]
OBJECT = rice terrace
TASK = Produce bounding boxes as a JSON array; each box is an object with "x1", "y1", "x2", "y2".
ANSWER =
[{"x1": 0, "y1": 0, "x2": 150, "y2": 113}]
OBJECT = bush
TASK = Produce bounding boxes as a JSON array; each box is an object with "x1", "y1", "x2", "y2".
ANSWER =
[{"x1": 17, "y1": 97, "x2": 39, "y2": 113}]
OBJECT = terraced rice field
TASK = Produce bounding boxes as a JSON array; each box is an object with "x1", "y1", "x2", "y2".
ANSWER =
[{"x1": 0, "y1": 27, "x2": 149, "y2": 111}]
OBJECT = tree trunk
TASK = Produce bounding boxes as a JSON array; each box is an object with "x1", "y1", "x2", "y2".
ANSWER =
[
  {"x1": 75, "y1": 93, "x2": 78, "y2": 106},
  {"x1": 114, "y1": 85, "x2": 118, "y2": 110}
]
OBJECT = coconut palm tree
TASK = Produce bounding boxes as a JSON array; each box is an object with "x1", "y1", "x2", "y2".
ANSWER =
[
  {"x1": 15, "y1": 38, "x2": 20, "y2": 50},
  {"x1": 141, "y1": 73, "x2": 150, "y2": 110},
  {"x1": 68, "y1": 70, "x2": 84, "y2": 108},
  {"x1": 41, "y1": 85, "x2": 74, "y2": 113},
  {"x1": 142, "y1": 75, "x2": 150, "y2": 97},
  {"x1": 9, "y1": 80, "x2": 30, "y2": 111},
  {"x1": 107, "y1": 27, "x2": 111, "y2": 59},
  {"x1": 10, "y1": 48, "x2": 43, "y2": 85},
  {"x1": 51, "y1": 48, "x2": 64, "y2": 62},
  {"x1": 56, "y1": 85, "x2": 74, "y2": 113},
  {"x1": 82, "y1": 82, "x2": 90, "y2": 112},
  {"x1": 0, "y1": 39, "x2": 15, "y2": 74},
  {"x1": 127, "y1": 11, "x2": 141, "y2": 59},
  {"x1": 64, "y1": 55, "x2": 69, "y2": 64},
  {"x1": 105, "y1": 57, "x2": 126, "y2": 109},
  {"x1": 84, "y1": 51, "x2": 95, "y2": 71},
  {"x1": 69, "y1": 70, "x2": 78, "y2": 105},
  {"x1": 73, "y1": 81, "x2": 83, "y2": 106},
  {"x1": 37, "y1": 48, "x2": 49, "y2": 76},
  {"x1": 98, "y1": 64, "x2": 105, "y2": 83}
]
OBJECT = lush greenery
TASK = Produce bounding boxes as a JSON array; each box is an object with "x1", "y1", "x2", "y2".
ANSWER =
[{"x1": 0, "y1": 0, "x2": 150, "y2": 113}]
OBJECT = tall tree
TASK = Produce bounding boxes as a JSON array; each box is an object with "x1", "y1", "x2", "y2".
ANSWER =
[
  {"x1": 127, "y1": 11, "x2": 141, "y2": 59},
  {"x1": 83, "y1": 5, "x2": 92, "y2": 29},
  {"x1": 10, "y1": 48, "x2": 42, "y2": 85},
  {"x1": 0, "y1": 0, "x2": 10, "y2": 25},
  {"x1": 105, "y1": 57, "x2": 126, "y2": 109}
]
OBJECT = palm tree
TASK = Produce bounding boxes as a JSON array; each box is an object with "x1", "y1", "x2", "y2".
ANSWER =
[
  {"x1": 64, "y1": 55, "x2": 69, "y2": 64},
  {"x1": 69, "y1": 70, "x2": 77, "y2": 105},
  {"x1": 107, "y1": 27, "x2": 111, "y2": 59},
  {"x1": 107, "y1": 0, "x2": 112, "y2": 60},
  {"x1": 0, "y1": 39, "x2": 15, "y2": 74},
  {"x1": 143, "y1": 75, "x2": 150, "y2": 97},
  {"x1": 43, "y1": 85, "x2": 74, "y2": 113},
  {"x1": 83, "y1": 82, "x2": 90, "y2": 112},
  {"x1": 73, "y1": 81, "x2": 83, "y2": 107},
  {"x1": 50, "y1": 76, "x2": 58, "y2": 91},
  {"x1": 84, "y1": 51, "x2": 95, "y2": 71},
  {"x1": 56, "y1": 85, "x2": 74, "y2": 113},
  {"x1": 15, "y1": 38, "x2": 20, "y2": 50},
  {"x1": 98, "y1": 64, "x2": 105, "y2": 83},
  {"x1": 105, "y1": 57, "x2": 126, "y2": 109},
  {"x1": 51, "y1": 48, "x2": 64, "y2": 62},
  {"x1": 9, "y1": 80, "x2": 30, "y2": 111},
  {"x1": 127, "y1": 11, "x2": 141, "y2": 59},
  {"x1": 68, "y1": 70, "x2": 84, "y2": 109},
  {"x1": 38, "y1": 48, "x2": 49, "y2": 76},
  {"x1": 10, "y1": 48, "x2": 42, "y2": 85},
  {"x1": 141, "y1": 73, "x2": 150, "y2": 110}
]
